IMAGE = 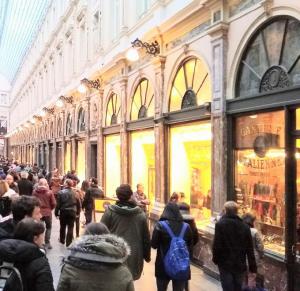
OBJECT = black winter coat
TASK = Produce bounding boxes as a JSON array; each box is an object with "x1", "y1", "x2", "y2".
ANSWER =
[
  {"x1": 0, "y1": 239, "x2": 54, "y2": 291},
  {"x1": 17, "y1": 179, "x2": 33, "y2": 196},
  {"x1": 212, "y1": 214, "x2": 257, "y2": 273},
  {"x1": 0, "y1": 218, "x2": 16, "y2": 240},
  {"x1": 82, "y1": 185, "x2": 104, "y2": 211},
  {"x1": 151, "y1": 220, "x2": 193, "y2": 279}
]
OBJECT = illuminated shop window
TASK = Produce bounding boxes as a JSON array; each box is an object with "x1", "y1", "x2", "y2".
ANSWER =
[
  {"x1": 77, "y1": 141, "x2": 86, "y2": 182},
  {"x1": 66, "y1": 113, "x2": 72, "y2": 135},
  {"x1": 169, "y1": 58, "x2": 212, "y2": 112},
  {"x1": 170, "y1": 122, "x2": 212, "y2": 229},
  {"x1": 235, "y1": 111, "x2": 285, "y2": 255},
  {"x1": 105, "y1": 134, "x2": 121, "y2": 198},
  {"x1": 236, "y1": 17, "x2": 300, "y2": 97},
  {"x1": 296, "y1": 139, "x2": 300, "y2": 253},
  {"x1": 106, "y1": 93, "x2": 121, "y2": 126},
  {"x1": 130, "y1": 79, "x2": 154, "y2": 121},
  {"x1": 131, "y1": 130, "x2": 155, "y2": 210},
  {"x1": 77, "y1": 108, "x2": 86, "y2": 132}
]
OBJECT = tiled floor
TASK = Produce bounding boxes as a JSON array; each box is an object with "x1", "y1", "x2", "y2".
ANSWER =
[{"x1": 48, "y1": 214, "x2": 221, "y2": 291}]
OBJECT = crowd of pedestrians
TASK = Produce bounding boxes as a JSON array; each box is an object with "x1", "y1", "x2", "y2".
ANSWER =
[{"x1": 0, "y1": 158, "x2": 265, "y2": 291}]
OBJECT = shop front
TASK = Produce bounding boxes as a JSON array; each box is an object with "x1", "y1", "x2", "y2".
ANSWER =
[
  {"x1": 128, "y1": 78, "x2": 155, "y2": 212},
  {"x1": 105, "y1": 134, "x2": 121, "y2": 198},
  {"x1": 227, "y1": 16, "x2": 300, "y2": 291},
  {"x1": 169, "y1": 121, "x2": 212, "y2": 229},
  {"x1": 76, "y1": 140, "x2": 86, "y2": 182}
]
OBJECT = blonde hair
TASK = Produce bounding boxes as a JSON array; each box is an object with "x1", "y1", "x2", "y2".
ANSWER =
[{"x1": 0, "y1": 180, "x2": 9, "y2": 196}]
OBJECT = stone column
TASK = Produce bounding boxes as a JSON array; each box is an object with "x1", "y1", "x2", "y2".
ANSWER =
[
  {"x1": 208, "y1": 22, "x2": 229, "y2": 215},
  {"x1": 84, "y1": 96, "x2": 91, "y2": 180},
  {"x1": 97, "y1": 89, "x2": 104, "y2": 186},
  {"x1": 119, "y1": 77, "x2": 129, "y2": 184},
  {"x1": 152, "y1": 56, "x2": 167, "y2": 219}
]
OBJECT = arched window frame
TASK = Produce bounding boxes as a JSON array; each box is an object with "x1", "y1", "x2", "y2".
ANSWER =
[
  {"x1": 130, "y1": 78, "x2": 154, "y2": 121},
  {"x1": 77, "y1": 107, "x2": 86, "y2": 132},
  {"x1": 66, "y1": 113, "x2": 72, "y2": 135},
  {"x1": 235, "y1": 16, "x2": 300, "y2": 97},
  {"x1": 169, "y1": 57, "x2": 212, "y2": 112},
  {"x1": 105, "y1": 92, "x2": 121, "y2": 126}
]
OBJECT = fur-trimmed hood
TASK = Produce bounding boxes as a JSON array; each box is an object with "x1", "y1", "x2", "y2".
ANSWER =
[{"x1": 65, "y1": 234, "x2": 130, "y2": 269}]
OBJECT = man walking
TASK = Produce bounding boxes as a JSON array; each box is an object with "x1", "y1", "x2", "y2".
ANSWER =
[
  {"x1": 212, "y1": 201, "x2": 257, "y2": 291},
  {"x1": 33, "y1": 178, "x2": 56, "y2": 249},
  {"x1": 55, "y1": 179, "x2": 81, "y2": 246}
]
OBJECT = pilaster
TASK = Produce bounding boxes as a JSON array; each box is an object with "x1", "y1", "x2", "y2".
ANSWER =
[{"x1": 97, "y1": 88, "x2": 104, "y2": 186}]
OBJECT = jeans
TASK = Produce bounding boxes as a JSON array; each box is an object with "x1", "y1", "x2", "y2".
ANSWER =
[
  {"x1": 219, "y1": 267, "x2": 244, "y2": 291},
  {"x1": 41, "y1": 215, "x2": 52, "y2": 244},
  {"x1": 85, "y1": 210, "x2": 93, "y2": 225},
  {"x1": 156, "y1": 278, "x2": 186, "y2": 291},
  {"x1": 59, "y1": 211, "x2": 76, "y2": 247}
]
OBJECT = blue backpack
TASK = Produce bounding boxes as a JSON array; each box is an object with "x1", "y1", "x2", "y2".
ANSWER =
[{"x1": 160, "y1": 221, "x2": 190, "y2": 280}]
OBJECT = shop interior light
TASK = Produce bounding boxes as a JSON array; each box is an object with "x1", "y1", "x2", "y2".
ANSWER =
[
  {"x1": 249, "y1": 115, "x2": 258, "y2": 119},
  {"x1": 126, "y1": 47, "x2": 140, "y2": 62}
]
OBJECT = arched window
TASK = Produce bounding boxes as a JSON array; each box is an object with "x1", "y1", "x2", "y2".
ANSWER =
[
  {"x1": 130, "y1": 78, "x2": 154, "y2": 120},
  {"x1": 66, "y1": 113, "x2": 72, "y2": 135},
  {"x1": 106, "y1": 93, "x2": 121, "y2": 126},
  {"x1": 169, "y1": 57, "x2": 211, "y2": 111},
  {"x1": 77, "y1": 108, "x2": 86, "y2": 132},
  {"x1": 236, "y1": 16, "x2": 300, "y2": 97}
]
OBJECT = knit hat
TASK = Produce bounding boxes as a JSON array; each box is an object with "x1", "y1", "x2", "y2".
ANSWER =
[{"x1": 116, "y1": 184, "x2": 133, "y2": 202}]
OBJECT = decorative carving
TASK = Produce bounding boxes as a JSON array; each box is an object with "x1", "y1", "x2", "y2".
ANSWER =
[
  {"x1": 260, "y1": 66, "x2": 290, "y2": 93},
  {"x1": 181, "y1": 89, "x2": 197, "y2": 109}
]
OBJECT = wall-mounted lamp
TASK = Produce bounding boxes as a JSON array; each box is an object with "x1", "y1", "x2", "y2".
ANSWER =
[
  {"x1": 42, "y1": 107, "x2": 55, "y2": 115},
  {"x1": 78, "y1": 78, "x2": 101, "y2": 93},
  {"x1": 126, "y1": 38, "x2": 160, "y2": 61},
  {"x1": 57, "y1": 95, "x2": 74, "y2": 106}
]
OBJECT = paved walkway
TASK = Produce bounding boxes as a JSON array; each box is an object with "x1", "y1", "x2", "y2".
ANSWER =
[{"x1": 47, "y1": 214, "x2": 221, "y2": 291}]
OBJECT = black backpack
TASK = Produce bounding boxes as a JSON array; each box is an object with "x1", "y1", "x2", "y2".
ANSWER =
[
  {"x1": 0, "y1": 262, "x2": 23, "y2": 291},
  {"x1": 0, "y1": 197, "x2": 11, "y2": 217}
]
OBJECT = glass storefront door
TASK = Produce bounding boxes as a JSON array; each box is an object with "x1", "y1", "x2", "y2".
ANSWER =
[
  {"x1": 77, "y1": 140, "x2": 86, "y2": 182},
  {"x1": 64, "y1": 142, "x2": 71, "y2": 173},
  {"x1": 105, "y1": 134, "x2": 121, "y2": 198},
  {"x1": 130, "y1": 130, "x2": 155, "y2": 210}
]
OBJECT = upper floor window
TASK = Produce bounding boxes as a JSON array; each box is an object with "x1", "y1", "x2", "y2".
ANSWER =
[
  {"x1": 111, "y1": 0, "x2": 120, "y2": 41},
  {"x1": 169, "y1": 58, "x2": 212, "y2": 112},
  {"x1": 66, "y1": 113, "x2": 72, "y2": 135},
  {"x1": 106, "y1": 93, "x2": 121, "y2": 126},
  {"x1": 130, "y1": 78, "x2": 154, "y2": 121},
  {"x1": 236, "y1": 17, "x2": 300, "y2": 97},
  {"x1": 57, "y1": 118, "x2": 63, "y2": 137},
  {"x1": 137, "y1": 0, "x2": 150, "y2": 18},
  {"x1": 77, "y1": 108, "x2": 86, "y2": 132}
]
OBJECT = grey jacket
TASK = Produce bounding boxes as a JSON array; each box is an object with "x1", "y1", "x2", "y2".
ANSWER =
[{"x1": 57, "y1": 234, "x2": 134, "y2": 291}]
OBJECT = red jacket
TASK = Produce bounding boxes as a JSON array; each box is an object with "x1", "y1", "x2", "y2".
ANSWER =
[{"x1": 33, "y1": 186, "x2": 56, "y2": 217}]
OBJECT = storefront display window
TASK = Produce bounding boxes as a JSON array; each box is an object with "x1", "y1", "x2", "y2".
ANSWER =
[
  {"x1": 131, "y1": 130, "x2": 155, "y2": 210},
  {"x1": 236, "y1": 17, "x2": 300, "y2": 98},
  {"x1": 106, "y1": 93, "x2": 121, "y2": 126},
  {"x1": 169, "y1": 58, "x2": 211, "y2": 112},
  {"x1": 130, "y1": 79, "x2": 154, "y2": 121},
  {"x1": 170, "y1": 122, "x2": 212, "y2": 229},
  {"x1": 77, "y1": 140, "x2": 86, "y2": 182},
  {"x1": 235, "y1": 111, "x2": 285, "y2": 255},
  {"x1": 296, "y1": 139, "x2": 300, "y2": 258},
  {"x1": 105, "y1": 134, "x2": 121, "y2": 198}
]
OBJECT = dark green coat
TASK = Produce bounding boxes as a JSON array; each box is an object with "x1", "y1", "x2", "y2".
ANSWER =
[
  {"x1": 101, "y1": 203, "x2": 151, "y2": 280},
  {"x1": 57, "y1": 234, "x2": 134, "y2": 291}
]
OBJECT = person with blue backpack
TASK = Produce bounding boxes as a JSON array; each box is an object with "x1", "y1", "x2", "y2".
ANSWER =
[{"x1": 151, "y1": 202, "x2": 193, "y2": 291}]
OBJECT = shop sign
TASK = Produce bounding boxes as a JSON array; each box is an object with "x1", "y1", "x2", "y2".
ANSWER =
[{"x1": 241, "y1": 157, "x2": 284, "y2": 169}]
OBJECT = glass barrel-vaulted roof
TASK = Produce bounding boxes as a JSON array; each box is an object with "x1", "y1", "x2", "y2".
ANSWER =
[{"x1": 0, "y1": 0, "x2": 51, "y2": 84}]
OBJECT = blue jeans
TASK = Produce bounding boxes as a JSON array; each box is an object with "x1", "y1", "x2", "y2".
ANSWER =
[
  {"x1": 156, "y1": 278, "x2": 186, "y2": 291},
  {"x1": 219, "y1": 267, "x2": 244, "y2": 291}
]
